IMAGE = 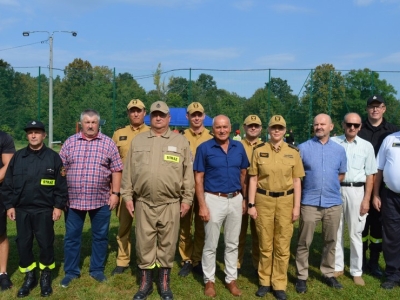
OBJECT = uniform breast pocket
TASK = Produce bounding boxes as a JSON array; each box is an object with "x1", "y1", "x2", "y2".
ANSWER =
[
  {"x1": 162, "y1": 146, "x2": 182, "y2": 170},
  {"x1": 132, "y1": 146, "x2": 151, "y2": 165},
  {"x1": 257, "y1": 157, "x2": 272, "y2": 177},
  {"x1": 352, "y1": 154, "x2": 366, "y2": 170},
  {"x1": 282, "y1": 159, "x2": 295, "y2": 177}
]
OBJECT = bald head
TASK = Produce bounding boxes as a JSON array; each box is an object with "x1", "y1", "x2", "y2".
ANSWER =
[
  {"x1": 313, "y1": 113, "x2": 334, "y2": 142},
  {"x1": 212, "y1": 115, "x2": 231, "y2": 143}
]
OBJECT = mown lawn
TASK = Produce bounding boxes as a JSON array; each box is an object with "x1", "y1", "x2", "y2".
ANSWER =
[{"x1": 1, "y1": 213, "x2": 398, "y2": 300}]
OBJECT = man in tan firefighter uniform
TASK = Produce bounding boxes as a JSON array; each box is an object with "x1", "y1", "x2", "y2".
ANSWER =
[
  {"x1": 178, "y1": 102, "x2": 213, "y2": 277},
  {"x1": 111, "y1": 99, "x2": 149, "y2": 275},
  {"x1": 121, "y1": 101, "x2": 194, "y2": 300},
  {"x1": 237, "y1": 115, "x2": 263, "y2": 275}
]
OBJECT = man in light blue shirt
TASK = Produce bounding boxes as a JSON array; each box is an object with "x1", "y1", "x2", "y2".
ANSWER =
[
  {"x1": 295, "y1": 114, "x2": 347, "y2": 293},
  {"x1": 331, "y1": 113, "x2": 377, "y2": 287}
]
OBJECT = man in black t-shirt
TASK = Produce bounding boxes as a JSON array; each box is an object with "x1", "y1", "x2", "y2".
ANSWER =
[{"x1": 0, "y1": 130, "x2": 15, "y2": 291}]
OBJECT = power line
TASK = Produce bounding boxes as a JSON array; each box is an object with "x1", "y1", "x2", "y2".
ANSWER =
[{"x1": 0, "y1": 39, "x2": 48, "y2": 52}]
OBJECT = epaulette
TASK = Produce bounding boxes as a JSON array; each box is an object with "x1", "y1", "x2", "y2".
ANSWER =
[
  {"x1": 209, "y1": 132, "x2": 214, "y2": 136},
  {"x1": 254, "y1": 142, "x2": 265, "y2": 149},
  {"x1": 288, "y1": 144, "x2": 299, "y2": 151},
  {"x1": 115, "y1": 126, "x2": 126, "y2": 131}
]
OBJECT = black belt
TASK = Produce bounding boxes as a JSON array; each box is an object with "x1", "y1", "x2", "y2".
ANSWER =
[
  {"x1": 206, "y1": 191, "x2": 241, "y2": 198},
  {"x1": 256, "y1": 188, "x2": 294, "y2": 198},
  {"x1": 340, "y1": 182, "x2": 365, "y2": 187}
]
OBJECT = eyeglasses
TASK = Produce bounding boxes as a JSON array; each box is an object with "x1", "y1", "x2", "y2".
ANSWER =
[
  {"x1": 345, "y1": 123, "x2": 361, "y2": 129},
  {"x1": 367, "y1": 105, "x2": 385, "y2": 110}
]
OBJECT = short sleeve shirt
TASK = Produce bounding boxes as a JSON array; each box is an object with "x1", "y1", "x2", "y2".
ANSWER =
[
  {"x1": 376, "y1": 132, "x2": 400, "y2": 193},
  {"x1": 299, "y1": 137, "x2": 347, "y2": 208},
  {"x1": 193, "y1": 138, "x2": 249, "y2": 193}
]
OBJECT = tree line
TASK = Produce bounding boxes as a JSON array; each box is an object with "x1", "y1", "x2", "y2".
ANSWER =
[{"x1": 1, "y1": 59, "x2": 399, "y2": 143}]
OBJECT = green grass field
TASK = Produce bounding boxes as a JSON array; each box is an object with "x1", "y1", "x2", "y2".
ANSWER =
[
  {"x1": 1, "y1": 214, "x2": 399, "y2": 300},
  {"x1": 4, "y1": 141, "x2": 398, "y2": 299}
]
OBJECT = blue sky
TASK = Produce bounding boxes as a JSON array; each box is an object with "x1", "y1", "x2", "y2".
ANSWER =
[{"x1": 1, "y1": 0, "x2": 400, "y2": 97}]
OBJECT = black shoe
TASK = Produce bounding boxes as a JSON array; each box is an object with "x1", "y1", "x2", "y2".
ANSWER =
[
  {"x1": 0, "y1": 273, "x2": 12, "y2": 291},
  {"x1": 273, "y1": 290, "x2": 287, "y2": 300},
  {"x1": 367, "y1": 264, "x2": 383, "y2": 278},
  {"x1": 192, "y1": 262, "x2": 203, "y2": 275},
  {"x1": 381, "y1": 280, "x2": 400, "y2": 290},
  {"x1": 178, "y1": 261, "x2": 192, "y2": 277},
  {"x1": 112, "y1": 266, "x2": 129, "y2": 276},
  {"x1": 133, "y1": 269, "x2": 153, "y2": 300},
  {"x1": 255, "y1": 285, "x2": 271, "y2": 297},
  {"x1": 40, "y1": 269, "x2": 53, "y2": 297},
  {"x1": 324, "y1": 276, "x2": 343, "y2": 289},
  {"x1": 17, "y1": 271, "x2": 38, "y2": 298},
  {"x1": 295, "y1": 279, "x2": 307, "y2": 294},
  {"x1": 158, "y1": 268, "x2": 173, "y2": 300}
]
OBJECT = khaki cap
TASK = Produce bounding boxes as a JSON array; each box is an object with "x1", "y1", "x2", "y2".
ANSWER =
[
  {"x1": 268, "y1": 115, "x2": 286, "y2": 127},
  {"x1": 243, "y1": 115, "x2": 262, "y2": 126},
  {"x1": 150, "y1": 101, "x2": 169, "y2": 114},
  {"x1": 127, "y1": 99, "x2": 145, "y2": 110},
  {"x1": 187, "y1": 102, "x2": 204, "y2": 114}
]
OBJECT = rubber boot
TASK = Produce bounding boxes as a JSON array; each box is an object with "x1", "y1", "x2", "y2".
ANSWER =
[
  {"x1": 40, "y1": 268, "x2": 53, "y2": 297},
  {"x1": 158, "y1": 268, "x2": 173, "y2": 300},
  {"x1": 133, "y1": 269, "x2": 153, "y2": 300},
  {"x1": 17, "y1": 270, "x2": 38, "y2": 298}
]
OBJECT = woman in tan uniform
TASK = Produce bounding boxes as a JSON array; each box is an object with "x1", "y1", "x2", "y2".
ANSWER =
[{"x1": 247, "y1": 115, "x2": 304, "y2": 300}]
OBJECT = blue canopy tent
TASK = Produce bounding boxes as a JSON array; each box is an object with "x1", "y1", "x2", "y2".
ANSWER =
[{"x1": 144, "y1": 107, "x2": 213, "y2": 127}]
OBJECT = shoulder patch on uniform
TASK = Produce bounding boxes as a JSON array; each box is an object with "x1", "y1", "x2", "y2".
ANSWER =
[
  {"x1": 260, "y1": 152, "x2": 269, "y2": 158},
  {"x1": 254, "y1": 142, "x2": 265, "y2": 149},
  {"x1": 119, "y1": 136, "x2": 128, "y2": 141},
  {"x1": 287, "y1": 144, "x2": 299, "y2": 151}
]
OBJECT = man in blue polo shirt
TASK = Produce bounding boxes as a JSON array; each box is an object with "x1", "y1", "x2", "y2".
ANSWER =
[
  {"x1": 194, "y1": 115, "x2": 249, "y2": 298},
  {"x1": 295, "y1": 113, "x2": 347, "y2": 293}
]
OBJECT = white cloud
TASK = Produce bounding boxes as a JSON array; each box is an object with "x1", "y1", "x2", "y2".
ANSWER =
[
  {"x1": 380, "y1": 52, "x2": 400, "y2": 64},
  {"x1": 256, "y1": 53, "x2": 295, "y2": 67}
]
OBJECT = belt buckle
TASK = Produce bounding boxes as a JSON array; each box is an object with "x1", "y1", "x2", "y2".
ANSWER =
[{"x1": 227, "y1": 193, "x2": 233, "y2": 199}]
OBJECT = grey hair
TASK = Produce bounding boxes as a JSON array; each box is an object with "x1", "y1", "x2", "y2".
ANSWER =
[
  {"x1": 80, "y1": 109, "x2": 100, "y2": 123},
  {"x1": 212, "y1": 115, "x2": 231, "y2": 127}
]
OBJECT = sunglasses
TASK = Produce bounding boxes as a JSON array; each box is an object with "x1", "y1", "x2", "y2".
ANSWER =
[{"x1": 345, "y1": 123, "x2": 361, "y2": 129}]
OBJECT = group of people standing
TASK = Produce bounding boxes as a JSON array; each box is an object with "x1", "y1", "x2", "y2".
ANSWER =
[{"x1": 0, "y1": 94, "x2": 400, "y2": 300}]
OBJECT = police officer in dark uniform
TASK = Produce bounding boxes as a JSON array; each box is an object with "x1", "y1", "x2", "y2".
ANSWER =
[
  {"x1": 1, "y1": 121, "x2": 68, "y2": 298},
  {"x1": 358, "y1": 95, "x2": 399, "y2": 277}
]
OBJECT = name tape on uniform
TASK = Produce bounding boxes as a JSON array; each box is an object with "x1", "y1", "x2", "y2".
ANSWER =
[
  {"x1": 41, "y1": 179, "x2": 55, "y2": 186},
  {"x1": 164, "y1": 154, "x2": 180, "y2": 163}
]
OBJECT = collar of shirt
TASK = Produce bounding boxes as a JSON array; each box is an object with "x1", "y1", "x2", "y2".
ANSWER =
[
  {"x1": 79, "y1": 131, "x2": 100, "y2": 140},
  {"x1": 268, "y1": 141, "x2": 281, "y2": 153},
  {"x1": 244, "y1": 139, "x2": 259, "y2": 147},
  {"x1": 148, "y1": 128, "x2": 172, "y2": 139},
  {"x1": 130, "y1": 123, "x2": 146, "y2": 131},
  {"x1": 22, "y1": 144, "x2": 47, "y2": 158},
  {"x1": 333, "y1": 134, "x2": 361, "y2": 144},
  {"x1": 188, "y1": 127, "x2": 206, "y2": 136},
  {"x1": 210, "y1": 137, "x2": 237, "y2": 150}
]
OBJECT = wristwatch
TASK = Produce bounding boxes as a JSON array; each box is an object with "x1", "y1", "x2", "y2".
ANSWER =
[
  {"x1": 248, "y1": 203, "x2": 255, "y2": 208},
  {"x1": 112, "y1": 191, "x2": 121, "y2": 197}
]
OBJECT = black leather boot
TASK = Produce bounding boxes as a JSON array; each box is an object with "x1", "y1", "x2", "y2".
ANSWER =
[
  {"x1": 40, "y1": 269, "x2": 53, "y2": 297},
  {"x1": 158, "y1": 268, "x2": 173, "y2": 300},
  {"x1": 17, "y1": 270, "x2": 38, "y2": 298},
  {"x1": 133, "y1": 269, "x2": 153, "y2": 300},
  {"x1": 368, "y1": 250, "x2": 383, "y2": 277}
]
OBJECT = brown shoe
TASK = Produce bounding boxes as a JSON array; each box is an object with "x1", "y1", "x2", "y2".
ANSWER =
[
  {"x1": 204, "y1": 281, "x2": 216, "y2": 298},
  {"x1": 334, "y1": 270, "x2": 344, "y2": 278},
  {"x1": 225, "y1": 280, "x2": 242, "y2": 297},
  {"x1": 353, "y1": 276, "x2": 365, "y2": 286}
]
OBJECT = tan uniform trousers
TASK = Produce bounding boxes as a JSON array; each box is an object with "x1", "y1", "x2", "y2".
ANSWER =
[
  {"x1": 135, "y1": 201, "x2": 180, "y2": 269},
  {"x1": 178, "y1": 195, "x2": 205, "y2": 266},
  {"x1": 116, "y1": 199, "x2": 133, "y2": 267},
  {"x1": 255, "y1": 193, "x2": 293, "y2": 290},
  {"x1": 238, "y1": 213, "x2": 259, "y2": 269},
  {"x1": 296, "y1": 204, "x2": 342, "y2": 280}
]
